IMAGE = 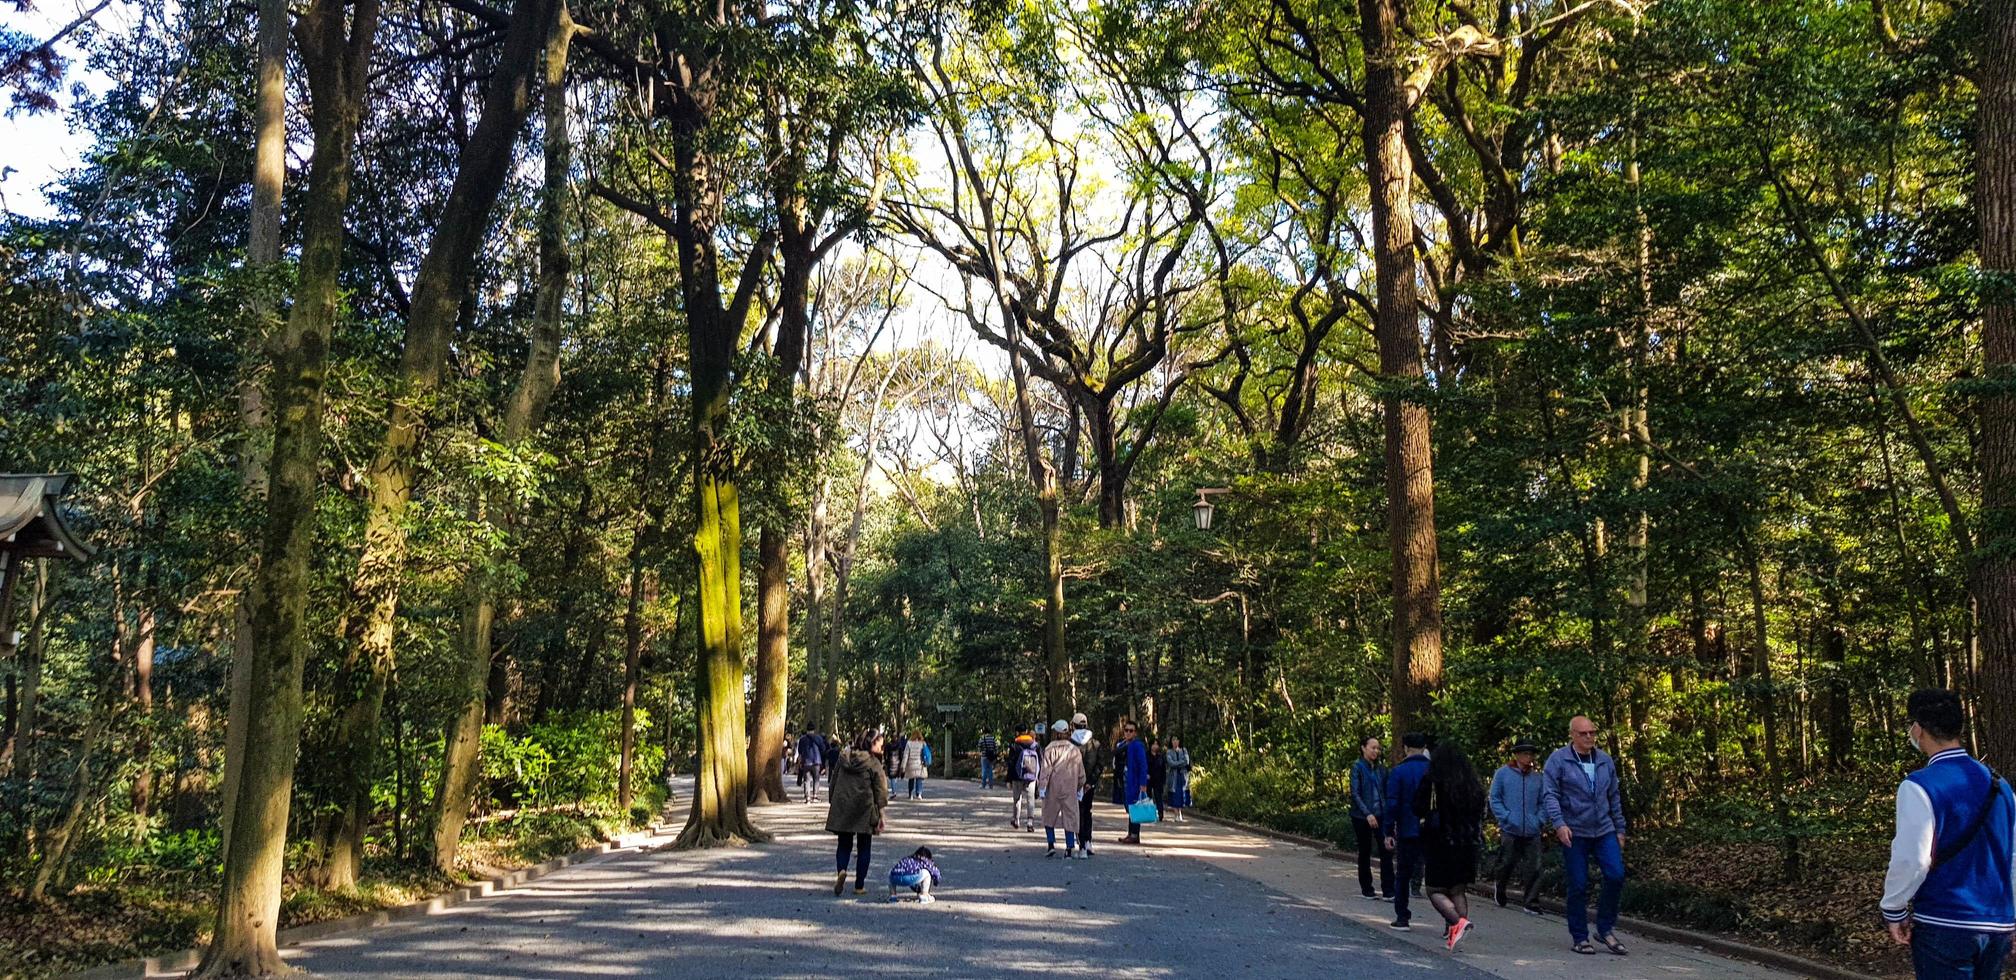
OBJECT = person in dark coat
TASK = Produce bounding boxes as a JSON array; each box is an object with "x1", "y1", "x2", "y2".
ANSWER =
[
  {"x1": 825, "y1": 728, "x2": 890, "y2": 897},
  {"x1": 1383, "y1": 732, "x2": 1432, "y2": 930},
  {"x1": 1415, "y1": 742, "x2": 1487, "y2": 950},
  {"x1": 1147, "y1": 740, "x2": 1169, "y2": 818},
  {"x1": 796, "y1": 729, "x2": 828, "y2": 804},
  {"x1": 1115, "y1": 721, "x2": 1150, "y2": 844}
]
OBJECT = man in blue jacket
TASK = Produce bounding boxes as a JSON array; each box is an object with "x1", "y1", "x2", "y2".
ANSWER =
[
  {"x1": 1542, "y1": 716, "x2": 1629, "y2": 955},
  {"x1": 1881, "y1": 689, "x2": 2014, "y2": 980},
  {"x1": 1490, "y1": 740, "x2": 1547, "y2": 913},
  {"x1": 1350, "y1": 736, "x2": 1393, "y2": 901},
  {"x1": 1383, "y1": 732, "x2": 1431, "y2": 930}
]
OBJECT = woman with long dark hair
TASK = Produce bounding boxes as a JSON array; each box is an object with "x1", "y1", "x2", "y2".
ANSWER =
[
  {"x1": 825, "y1": 727, "x2": 890, "y2": 896},
  {"x1": 1414, "y1": 742, "x2": 1487, "y2": 950}
]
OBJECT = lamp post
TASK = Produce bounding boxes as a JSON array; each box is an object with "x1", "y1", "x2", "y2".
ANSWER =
[{"x1": 1192, "y1": 487, "x2": 1231, "y2": 531}]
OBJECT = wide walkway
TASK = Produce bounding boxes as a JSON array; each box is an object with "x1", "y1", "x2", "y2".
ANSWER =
[{"x1": 268, "y1": 778, "x2": 1803, "y2": 979}]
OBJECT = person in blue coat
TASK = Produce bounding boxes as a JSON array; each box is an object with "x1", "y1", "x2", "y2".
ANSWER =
[
  {"x1": 1115, "y1": 720, "x2": 1150, "y2": 844},
  {"x1": 1382, "y1": 732, "x2": 1432, "y2": 930},
  {"x1": 1490, "y1": 740, "x2": 1547, "y2": 911},
  {"x1": 1350, "y1": 736, "x2": 1393, "y2": 901},
  {"x1": 1542, "y1": 716, "x2": 1629, "y2": 955}
]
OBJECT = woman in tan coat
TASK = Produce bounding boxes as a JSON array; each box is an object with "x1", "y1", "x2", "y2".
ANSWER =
[{"x1": 1036, "y1": 720, "x2": 1086, "y2": 858}]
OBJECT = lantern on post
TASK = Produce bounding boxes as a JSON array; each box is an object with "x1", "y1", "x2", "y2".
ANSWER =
[
  {"x1": 0, "y1": 475, "x2": 94, "y2": 661},
  {"x1": 1192, "y1": 487, "x2": 1231, "y2": 531}
]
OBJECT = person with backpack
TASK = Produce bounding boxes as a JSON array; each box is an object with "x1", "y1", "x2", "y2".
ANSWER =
[
  {"x1": 795, "y1": 728, "x2": 828, "y2": 804},
  {"x1": 1007, "y1": 729, "x2": 1040, "y2": 831},
  {"x1": 979, "y1": 731, "x2": 1000, "y2": 789},
  {"x1": 1882, "y1": 689, "x2": 2015, "y2": 980}
]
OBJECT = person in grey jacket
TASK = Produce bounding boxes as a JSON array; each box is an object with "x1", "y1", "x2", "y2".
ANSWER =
[
  {"x1": 1349, "y1": 736, "x2": 1394, "y2": 900},
  {"x1": 1541, "y1": 716, "x2": 1629, "y2": 955},
  {"x1": 1490, "y1": 740, "x2": 1546, "y2": 912}
]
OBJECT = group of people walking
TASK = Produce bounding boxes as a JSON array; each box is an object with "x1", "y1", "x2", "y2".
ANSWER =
[
  {"x1": 808, "y1": 688, "x2": 2013, "y2": 979},
  {"x1": 1349, "y1": 718, "x2": 1632, "y2": 955}
]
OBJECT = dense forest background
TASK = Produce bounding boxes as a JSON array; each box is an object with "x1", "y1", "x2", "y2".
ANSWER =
[{"x1": 1, "y1": 0, "x2": 2012, "y2": 976}]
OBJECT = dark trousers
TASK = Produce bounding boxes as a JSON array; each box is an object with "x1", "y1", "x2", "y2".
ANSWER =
[
  {"x1": 1912, "y1": 922, "x2": 2013, "y2": 980},
  {"x1": 834, "y1": 832, "x2": 872, "y2": 889},
  {"x1": 1352, "y1": 816, "x2": 1394, "y2": 897},
  {"x1": 1078, "y1": 790, "x2": 1095, "y2": 842},
  {"x1": 1391, "y1": 837, "x2": 1425, "y2": 924},
  {"x1": 1497, "y1": 833, "x2": 1543, "y2": 907}
]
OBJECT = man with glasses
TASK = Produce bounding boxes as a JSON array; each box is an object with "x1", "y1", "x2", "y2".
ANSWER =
[{"x1": 1542, "y1": 716, "x2": 1629, "y2": 956}]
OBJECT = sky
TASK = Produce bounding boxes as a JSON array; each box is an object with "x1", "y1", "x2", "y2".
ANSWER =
[{"x1": 3, "y1": 0, "x2": 130, "y2": 219}]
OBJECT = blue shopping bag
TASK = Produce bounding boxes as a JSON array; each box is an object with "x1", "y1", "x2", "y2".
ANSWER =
[{"x1": 1127, "y1": 797, "x2": 1160, "y2": 824}]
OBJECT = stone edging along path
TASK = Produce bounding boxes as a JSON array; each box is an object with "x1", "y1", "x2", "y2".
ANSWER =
[
  {"x1": 58, "y1": 814, "x2": 681, "y2": 980},
  {"x1": 1181, "y1": 807, "x2": 1885, "y2": 980}
]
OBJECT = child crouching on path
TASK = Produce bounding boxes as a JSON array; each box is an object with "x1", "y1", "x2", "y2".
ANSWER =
[{"x1": 888, "y1": 846, "x2": 941, "y2": 903}]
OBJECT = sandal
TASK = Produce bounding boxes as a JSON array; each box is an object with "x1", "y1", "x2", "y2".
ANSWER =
[
  {"x1": 1600, "y1": 934, "x2": 1628, "y2": 956},
  {"x1": 1572, "y1": 941, "x2": 1598, "y2": 955}
]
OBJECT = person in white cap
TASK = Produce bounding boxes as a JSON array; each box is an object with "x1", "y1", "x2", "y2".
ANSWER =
[
  {"x1": 1037, "y1": 720, "x2": 1086, "y2": 858},
  {"x1": 1071, "y1": 712, "x2": 1104, "y2": 858}
]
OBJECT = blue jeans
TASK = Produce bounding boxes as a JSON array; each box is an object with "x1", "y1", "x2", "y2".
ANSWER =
[
  {"x1": 908, "y1": 777, "x2": 925, "y2": 797},
  {"x1": 1912, "y1": 922, "x2": 2013, "y2": 980},
  {"x1": 1392, "y1": 837, "x2": 1425, "y2": 924},
  {"x1": 1563, "y1": 832, "x2": 1625, "y2": 944},
  {"x1": 981, "y1": 756, "x2": 994, "y2": 787}
]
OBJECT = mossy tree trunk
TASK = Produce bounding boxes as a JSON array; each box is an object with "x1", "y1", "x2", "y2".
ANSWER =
[{"x1": 194, "y1": 0, "x2": 380, "y2": 972}]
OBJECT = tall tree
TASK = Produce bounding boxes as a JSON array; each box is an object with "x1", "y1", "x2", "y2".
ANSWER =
[
  {"x1": 589, "y1": 0, "x2": 778, "y2": 846},
  {"x1": 195, "y1": 0, "x2": 380, "y2": 971},
  {"x1": 430, "y1": 0, "x2": 578, "y2": 873},
  {"x1": 1979, "y1": 0, "x2": 2016, "y2": 768}
]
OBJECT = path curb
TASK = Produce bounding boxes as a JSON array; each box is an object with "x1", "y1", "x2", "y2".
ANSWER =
[
  {"x1": 58, "y1": 816, "x2": 679, "y2": 980},
  {"x1": 1181, "y1": 809, "x2": 1886, "y2": 980}
]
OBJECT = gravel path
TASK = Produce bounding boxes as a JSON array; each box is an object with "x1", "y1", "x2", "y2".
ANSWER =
[{"x1": 275, "y1": 778, "x2": 1799, "y2": 979}]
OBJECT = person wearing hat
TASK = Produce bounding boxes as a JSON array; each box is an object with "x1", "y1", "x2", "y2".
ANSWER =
[
  {"x1": 1036, "y1": 720, "x2": 1087, "y2": 857},
  {"x1": 1007, "y1": 726, "x2": 1041, "y2": 830},
  {"x1": 1071, "y1": 713, "x2": 1106, "y2": 858},
  {"x1": 1490, "y1": 739, "x2": 1548, "y2": 913}
]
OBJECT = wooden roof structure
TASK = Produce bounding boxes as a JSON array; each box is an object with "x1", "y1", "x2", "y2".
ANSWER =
[{"x1": 0, "y1": 474, "x2": 93, "y2": 561}]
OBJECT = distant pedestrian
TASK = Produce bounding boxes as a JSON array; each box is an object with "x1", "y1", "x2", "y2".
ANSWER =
[
  {"x1": 796, "y1": 728, "x2": 828, "y2": 804},
  {"x1": 1383, "y1": 732, "x2": 1431, "y2": 931},
  {"x1": 1072, "y1": 713, "x2": 1105, "y2": 857},
  {"x1": 1007, "y1": 729, "x2": 1040, "y2": 831},
  {"x1": 1115, "y1": 721, "x2": 1150, "y2": 844},
  {"x1": 902, "y1": 731, "x2": 929, "y2": 799},
  {"x1": 1416, "y1": 742, "x2": 1487, "y2": 951},
  {"x1": 1881, "y1": 689, "x2": 2013, "y2": 980},
  {"x1": 1351, "y1": 736, "x2": 1394, "y2": 901},
  {"x1": 1165, "y1": 736, "x2": 1192, "y2": 822},
  {"x1": 1542, "y1": 715, "x2": 1629, "y2": 956},
  {"x1": 888, "y1": 733, "x2": 907, "y2": 781},
  {"x1": 1148, "y1": 740, "x2": 1169, "y2": 818},
  {"x1": 888, "y1": 846, "x2": 941, "y2": 903},
  {"x1": 979, "y1": 731, "x2": 1000, "y2": 789},
  {"x1": 1490, "y1": 740, "x2": 1546, "y2": 913},
  {"x1": 1038, "y1": 720, "x2": 1087, "y2": 858},
  {"x1": 826, "y1": 728, "x2": 890, "y2": 897}
]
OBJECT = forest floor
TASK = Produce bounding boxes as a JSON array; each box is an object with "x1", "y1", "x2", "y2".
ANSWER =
[
  {"x1": 0, "y1": 807, "x2": 654, "y2": 980},
  {"x1": 162, "y1": 778, "x2": 1812, "y2": 979}
]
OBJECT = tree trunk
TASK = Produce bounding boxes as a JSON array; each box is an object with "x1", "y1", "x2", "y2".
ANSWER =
[
  {"x1": 747, "y1": 228, "x2": 812, "y2": 806},
  {"x1": 216, "y1": 0, "x2": 289, "y2": 873},
  {"x1": 429, "y1": 4, "x2": 574, "y2": 873},
  {"x1": 321, "y1": 0, "x2": 551, "y2": 889},
  {"x1": 1359, "y1": 0, "x2": 1444, "y2": 736},
  {"x1": 1741, "y1": 530, "x2": 1799, "y2": 880},
  {"x1": 619, "y1": 529, "x2": 646, "y2": 810},
  {"x1": 195, "y1": 0, "x2": 380, "y2": 971},
  {"x1": 1977, "y1": 0, "x2": 2016, "y2": 771}
]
